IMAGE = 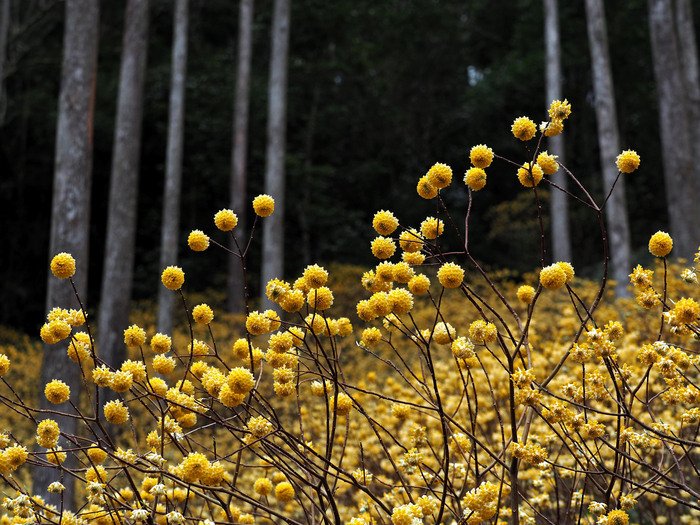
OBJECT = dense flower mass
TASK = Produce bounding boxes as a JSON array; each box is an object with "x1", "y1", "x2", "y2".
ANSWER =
[
  {"x1": 426, "y1": 162, "x2": 453, "y2": 189},
  {"x1": 648, "y1": 230, "x2": 673, "y2": 257},
  {"x1": 539, "y1": 263, "x2": 567, "y2": 290},
  {"x1": 371, "y1": 236, "x2": 396, "y2": 259},
  {"x1": 549, "y1": 98, "x2": 571, "y2": 120},
  {"x1": 511, "y1": 116, "x2": 537, "y2": 141},
  {"x1": 188, "y1": 230, "x2": 209, "y2": 251},
  {"x1": 192, "y1": 303, "x2": 214, "y2": 324},
  {"x1": 437, "y1": 262, "x2": 464, "y2": 288},
  {"x1": 536, "y1": 151, "x2": 559, "y2": 174},
  {"x1": 214, "y1": 209, "x2": 238, "y2": 231},
  {"x1": 616, "y1": 150, "x2": 640, "y2": 173},
  {"x1": 253, "y1": 194, "x2": 275, "y2": 217},
  {"x1": 416, "y1": 175, "x2": 438, "y2": 199},
  {"x1": 123, "y1": 324, "x2": 146, "y2": 347},
  {"x1": 372, "y1": 210, "x2": 399, "y2": 236},
  {"x1": 517, "y1": 284, "x2": 536, "y2": 304},
  {"x1": 464, "y1": 167, "x2": 487, "y2": 191},
  {"x1": 469, "y1": 144, "x2": 494, "y2": 168},
  {"x1": 50, "y1": 252, "x2": 76, "y2": 279},
  {"x1": 517, "y1": 162, "x2": 544, "y2": 187},
  {"x1": 161, "y1": 266, "x2": 185, "y2": 290},
  {"x1": 44, "y1": 379, "x2": 70, "y2": 404}
]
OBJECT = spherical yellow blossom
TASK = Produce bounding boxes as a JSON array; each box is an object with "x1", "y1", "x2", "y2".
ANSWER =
[
  {"x1": 420, "y1": 217, "x2": 444, "y2": 239},
  {"x1": 543, "y1": 118, "x2": 564, "y2": 138},
  {"x1": 417, "y1": 175, "x2": 438, "y2": 199},
  {"x1": 451, "y1": 337, "x2": 475, "y2": 359},
  {"x1": 123, "y1": 324, "x2": 146, "y2": 347},
  {"x1": 148, "y1": 376, "x2": 168, "y2": 397},
  {"x1": 616, "y1": 150, "x2": 640, "y2": 173},
  {"x1": 92, "y1": 365, "x2": 111, "y2": 386},
  {"x1": 67, "y1": 308, "x2": 86, "y2": 326},
  {"x1": 273, "y1": 366, "x2": 294, "y2": 384},
  {"x1": 280, "y1": 289, "x2": 305, "y2": 312},
  {"x1": 308, "y1": 286, "x2": 334, "y2": 310},
  {"x1": 433, "y1": 322, "x2": 456, "y2": 345},
  {"x1": 192, "y1": 303, "x2": 214, "y2": 324},
  {"x1": 517, "y1": 285, "x2": 536, "y2": 304},
  {"x1": 218, "y1": 384, "x2": 245, "y2": 407},
  {"x1": 149, "y1": 333, "x2": 172, "y2": 354},
  {"x1": 214, "y1": 209, "x2": 238, "y2": 231},
  {"x1": 0, "y1": 354, "x2": 10, "y2": 376},
  {"x1": 45, "y1": 379, "x2": 70, "y2": 404},
  {"x1": 36, "y1": 419, "x2": 60, "y2": 448},
  {"x1": 253, "y1": 194, "x2": 275, "y2": 216},
  {"x1": 540, "y1": 263, "x2": 567, "y2": 290},
  {"x1": 2, "y1": 444, "x2": 28, "y2": 472},
  {"x1": 392, "y1": 261, "x2": 414, "y2": 283},
  {"x1": 254, "y1": 477, "x2": 273, "y2": 496},
  {"x1": 606, "y1": 509, "x2": 630, "y2": 525},
  {"x1": 371, "y1": 236, "x2": 396, "y2": 259},
  {"x1": 375, "y1": 261, "x2": 395, "y2": 282},
  {"x1": 649, "y1": 231, "x2": 673, "y2": 257},
  {"x1": 464, "y1": 167, "x2": 487, "y2": 191},
  {"x1": 549, "y1": 98, "x2": 571, "y2": 120},
  {"x1": 110, "y1": 370, "x2": 134, "y2": 393},
  {"x1": 536, "y1": 151, "x2": 559, "y2": 175},
  {"x1": 188, "y1": 229, "x2": 209, "y2": 251},
  {"x1": 511, "y1": 116, "x2": 537, "y2": 141},
  {"x1": 104, "y1": 400, "x2": 129, "y2": 424},
  {"x1": 391, "y1": 403, "x2": 410, "y2": 420},
  {"x1": 469, "y1": 144, "x2": 494, "y2": 169},
  {"x1": 408, "y1": 273, "x2": 430, "y2": 295},
  {"x1": 275, "y1": 481, "x2": 295, "y2": 502},
  {"x1": 402, "y1": 251, "x2": 425, "y2": 265},
  {"x1": 332, "y1": 392, "x2": 353, "y2": 416},
  {"x1": 268, "y1": 331, "x2": 294, "y2": 354},
  {"x1": 336, "y1": 317, "x2": 353, "y2": 337},
  {"x1": 671, "y1": 297, "x2": 700, "y2": 324},
  {"x1": 517, "y1": 162, "x2": 544, "y2": 187},
  {"x1": 266, "y1": 278, "x2": 290, "y2": 303},
  {"x1": 391, "y1": 503, "x2": 422, "y2": 525},
  {"x1": 303, "y1": 264, "x2": 328, "y2": 288},
  {"x1": 180, "y1": 452, "x2": 209, "y2": 483},
  {"x1": 87, "y1": 445, "x2": 108, "y2": 464},
  {"x1": 388, "y1": 288, "x2": 413, "y2": 314},
  {"x1": 556, "y1": 261, "x2": 575, "y2": 283},
  {"x1": 50, "y1": 252, "x2": 76, "y2": 279},
  {"x1": 469, "y1": 320, "x2": 497, "y2": 344},
  {"x1": 227, "y1": 367, "x2": 255, "y2": 395},
  {"x1": 369, "y1": 291, "x2": 391, "y2": 317},
  {"x1": 305, "y1": 313, "x2": 327, "y2": 335},
  {"x1": 161, "y1": 266, "x2": 185, "y2": 290},
  {"x1": 40, "y1": 319, "x2": 72, "y2": 344},
  {"x1": 437, "y1": 262, "x2": 464, "y2": 288},
  {"x1": 361, "y1": 327, "x2": 382, "y2": 346},
  {"x1": 356, "y1": 299, "x2": 377, "y2": 322},
  {"x1": 67, "y1": 334, "x2": 91, "y2": 362},
  {"x1": 399, "y1": 229, "x2": 423, "y2": 253},
  {"x1": 426, "y1": 162, "x2": 453, "y2": 189},
  {"x1": 264, "y1": 309, "x2": 281, "y2": 331},
  {"x1": 372, "y1": 210, "x2": 399, "y2": 236},
  {"x1": 152, "y1": 354, "x2": 175, "y2": 375},
  {"x1": 121, "y1": 359, "x2": 147, "y2": 382},
  {"x1": 245, "y1": 416, "x2": 273, "y2": 439},
  {"x1": 246, "y1": 310, "x2": 271, "y2": 335}
]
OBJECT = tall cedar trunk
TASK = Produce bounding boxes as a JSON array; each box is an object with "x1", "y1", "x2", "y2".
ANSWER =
[
  {"x1": 36, "y1": 0, "x2": 99, "y2": 507},
  {"x1": 260, "y1": 0, "x2": 291, "y2": 308},
  {"x1": 585, "y1": 0, "x2": 631, "y2": 297},
  {"x1": 227, "y1": 0, "x2": 254, "y2": 314},
  {"x1": 157, "y1": 0, "x2": 188, "y2": 334},
  {"x1": 0, "y1": 0, "x2": 9, "y2": 125},
  {"x1": 648, "y1": 0, "x2": 700, "y2": 258},
  {"x1": 98, "y1": 0, "x2": 149, "y2": 380},
  {"x1": 675, "y1": 0, "x2": 700, "y2": 163},
  {"x1": 543, "y1": 0, "x2": 571, "y2": 263}
]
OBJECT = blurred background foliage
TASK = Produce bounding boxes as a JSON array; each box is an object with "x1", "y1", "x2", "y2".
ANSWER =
[{"x1": 0, "y1": 0, "x2": 686, "y2": 333}]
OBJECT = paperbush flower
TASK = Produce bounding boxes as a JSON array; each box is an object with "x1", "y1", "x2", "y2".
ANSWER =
[
  {"x1": 606, "y1": 509, "x2": 630, "y2": 525},
  {"x1": 188, "y1": 229, "x2": 209, "y2": 251},
  {"x1": 275, "y1": 481, "x2": 295, "y2": 502},
  {"x1": 161, "y1": 266, "x2": 185, "y2": 290},
  {"x1": 511, "y1": 116, "x2": 537, "y2": 141},
  {"x1": 50, "y1": 252, "x2": 76, "y2": 279},
  {"x1": 110, "y1": 370, "x2": 134, "y2": 393},
  {"x1": 426, "y1": 162, "x2": 453, "y2": 189},
  {"x1": 469, "y1": 144, "x2": 494, "y2": 168},
  {"x1": 671, "y1": 297, "x2": 700, "y2": 324},
  {"x1": 437, "y1": 262, "x2": 464, "y2": 288},
  {"x1": 123, "y1": 324, "x2": 146, "y2": 347},
  {"x1": 540, "y1": 263, "x2": 567, "y2": 290},
  {"x1": 227, "y1": 367, "x2": 255, "y2": 395},
  {"x1": 192, "y1": 303, "x2": 214, "y2": 324},
  {"x1": 0, "y1": 354, "x2": 10, "y2": 375},
  {"x1": 361, "y1": 327, "x2": 382, "y2": 346},
  {"x1": 420, "y1": 216, "x2": 444, "y2": 239},
  {"x1": 104, "y1": 400, "x2": 129, "y2": 424},
  {"x1": 392, "y1": 261, "x2": 414, "y2": 283},
  {"x1": 372, "y1": 210, "x2": 399, "y2": 236},
  {"x1": 214, "y1": 209, "x2": 238, "y2": 231},
  {"x1": 549, "y1": 98, "x2": 571, "y2": 120},
  {"x1": 648, "y1": 231, "x2": 673, "y2": 257},
  {"x1": 408, "y1": 273, "x2": 430, "y2": 295},
  {"x1": 402, "y1": 251, "x2": 425, "y2": 265},
  {"x1": 616, "y1": 150, "x2": 640, "y2": 173},
  {"x1": 388, "y1": 288, "x2": 413, "y2": 314},
  {"x1": 371, "y1": 236, "x2": 396, "y2": 259},
  {"x1": 332, "y1": 392, "x2": 353, "y2": 416},
  {"x1": 416, "y1": 175, "x2": 438, "y2": 199},
  {"x1": 544, "y1": 118, "x2": 564, "y2": 136},
  {"x1": 399, "y1": 228, "x2": 423, "y2": 253},
  {"x1": 307, "y1": 286, "x2": 334, "y2": 310},
  {"x1": 537, "y1": 151, "x2": 559, "y2": 174},
  {"x1": 517, "y1": 162, "x2": 544, "y2": 187},
  {"x1": 556, "y1": 261, "x2": 575, "y2": 283},
  {"x1": 303, "y1": 264, "x2": 328, "y2": 288},
  {"x1": 36, "y1": 419, "x2": 60, "y2": 448},
  {"x1": 246, "y1": 311, "x2": 270, "y2": 335},
  {"x1": 254, "y1": 478, "x2": 273, "y2": 495},
  {"x1": 45, "y1": 379, "x2": 70, "y2": 404},
  {"x1": 464, "y1": 167, "x2": 487, "y2": 191},
  {"x1": 517, "y1": 284, "x2": 536, "y2": 304},
  {"x1": 153, "y1": 354, "x2": 175, "y2": 374},
  {"x1": 253, "y1": 194, "x2": 275, "y2": 216},
  {"x1": 150, "y1": 333, "x2": 172, "y2": 354}
]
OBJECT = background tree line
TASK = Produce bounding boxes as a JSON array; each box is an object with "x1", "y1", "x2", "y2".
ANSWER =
[{"x1": 1, "y1": 0, "x2": 698, "y2": 338}]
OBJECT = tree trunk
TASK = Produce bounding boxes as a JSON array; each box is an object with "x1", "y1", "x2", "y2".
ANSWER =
[
  {"x1": 36, "y1": 0, "x2": 99, "y2": 507},
  {"x1": 227, "y1": 0, "x2": 254, "y2": 314},
  {"x1": 157, "y1": 0, "x2": 188, "y2": 334},
  {"x1": 260, "y1": 0, "x2": 291, "y2": 308},
  {"x1": 98, "y1": 0, "x2": 149, "y2": 378},
  {"x1": 585, "y1": 0, "x2": 631, "y2": 297},
  {"x1": 648, "y1": 0, "x2": 700, "y2": 258},
  {"x1": 0, "y1": 0, "x2": 10, "y2": 125},
  {"x1": 543, "y1": 0, "x2": 571, "y2": 263}
]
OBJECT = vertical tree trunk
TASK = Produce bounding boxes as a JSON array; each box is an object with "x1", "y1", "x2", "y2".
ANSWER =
[
  {"x1": 543, "y1": 0, "x2": 571, "y2": 263},
  {"x1": 36, "y1": 0, "x2": 99, "y2": 507},
  {"x1": 648, "y1": 0, "x2": 700, "y2": 258},
  {"x1": 227, "y1": 0, "x2": 254, "y2": 314},
  {"x1": 675, "y1": 0, "x2": 700, "y2": 160},
  {"x1": 260, "y1": 0, "x2": 291, "y2": 307},
  {"x1": 0, "y1": 0, "x2": 10, "y2": 125},
  {"x1": 157, "y1": 0, "x2": 188, "y2": 334},
  {"x1": 98, "y1": 0, "x2": 149, "y2": 375},
  {"x1": 585, "y1": 0, "x2": 631, "y2": 297}
]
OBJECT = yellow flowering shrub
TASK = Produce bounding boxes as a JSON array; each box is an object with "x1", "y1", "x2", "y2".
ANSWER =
[{"x1": 3, "y1": 98, "x2": 700, "y2": 525}]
